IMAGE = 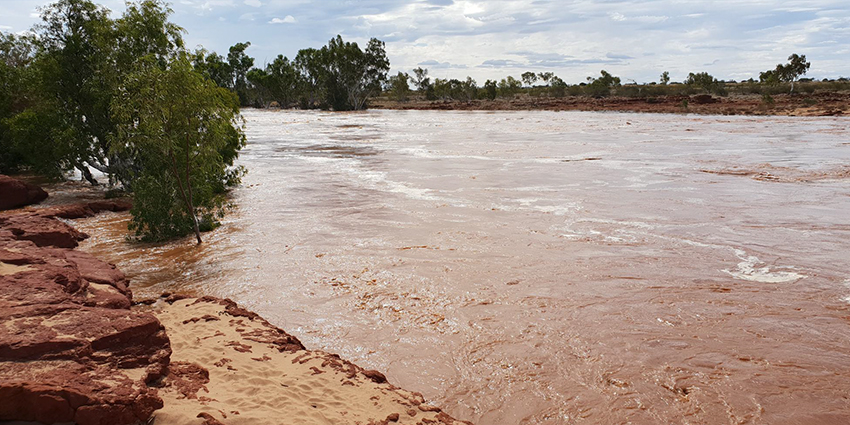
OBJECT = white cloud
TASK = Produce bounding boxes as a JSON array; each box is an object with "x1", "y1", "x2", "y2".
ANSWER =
[
  {"x1": 3, "y1": 0, "x2": 850, "y2": 83},
  {"x1": 0, "y1": 25, "x2": 12, "y2": 31},
  {"x1": 609, "y1": 12, "x2": 626, "y2": 22},
  {"x1": 269, "y1": 15, "x2": 296, "y2": 24}
]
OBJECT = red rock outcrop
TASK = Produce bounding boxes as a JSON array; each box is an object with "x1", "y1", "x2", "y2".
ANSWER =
[
  {"x1": 36, "y1": 199, "x2": 133, "y2": 220},
  {"x1": 0, "y1": 204, "x2": 171, "y2": 425},
  {"x1": 0, "y1": 214, "x2": 89, "y2": 248},
  {"x1": 0, "y1": 175, "x2": 48, "y2": 211}
]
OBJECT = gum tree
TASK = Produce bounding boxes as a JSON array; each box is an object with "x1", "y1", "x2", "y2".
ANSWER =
[
  {"x1": 388, "y1": 71, "x2": 411, "y2": 102},
  {"x1": 521, "y1": 71, "x2": 538, "y2": 87},
  {"x1": 112, "y1": 55, "x2": 245, "y2": 243},
  {"x1": 779, "y1": 54, "x2": 810, "y2": 93}
]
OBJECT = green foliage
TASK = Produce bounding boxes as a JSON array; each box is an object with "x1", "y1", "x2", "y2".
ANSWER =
[
  {"x1": 537, "y1": 72, "x2": 554, "y2": 85},
  {"x1": 586, "y1": 70, "x2": 621, "y2": 97},
  {"x1": 3, "y1": 105, "x2": 75, "y2": 179},
  {"x1": 548, "y1": 76, "x2": 567, "y2": 97},
  {"x1": 762, "y1": 53, "x2": 811, "y2": 93},
  {"x1": 227, "y1": 42, "x2": 254, "y2": 105},
  {"x1": 761, "y1": 93, "x2": 775, "y2": 107},
  {"x1": 483, "y1": 80, "x2": 497, "y2": 100},
  {"x1": 387, "y1": 72, "x2": 411, "y2": 102},
  {"x1": 293, "y1": 47, "x2": 324, "y2": 108},
  {"x1": 759, "y1": 69, "x2": 780, "y2": 85},
  {"x1": 263, "y1": 55, "x2": 301, "y2": 107},
  {"x1": 112, "y1": 55, "x2": 245, "y2": 243},
  {"x1": 498, "y1": 76, "x2": 521, "y2": 98},
  {"x1": 115, "y1": 0, "x2": 184, "y2": 69},
  {"x1": 2, "y1": 0, "x2": 185, "y2": 185},
  {"x1": 34, "y1": 0, "x2": 117, "y2": 183},
  {"x1": 412, "y1": 67, "x2": 430, "y2": 92},
  {"x1": 521, "y1": 71, "x2": 538, "y2": 87},
  {"x1": 660, "y1": 71, "x2": 670, "y2": 85},
  {"x1": 0, "y1": 0, "x2": 244, "y2": 243},
  {"x1": 685, "y1": 72, "x2": 725, "y2": 95},
  {"x1": 433, "y1": 77, "x2": 477, "y2": 101},
  {"x1": 246, "y1": 55, "x2": 304, "y2": 108},
  {"x1": 289, "y1": 36, "x2": 389, "y2": 110},
  {"x1": 0, "y1": 32, "x2": 33, "y2": 173},
  {"x1": 192, "y1": 50, "x2": 233, "y2": 89}
]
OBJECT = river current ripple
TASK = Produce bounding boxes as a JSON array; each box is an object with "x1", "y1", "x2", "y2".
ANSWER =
[{"x1": 77, "y1": 110, "x2": 850, "y2": 424}]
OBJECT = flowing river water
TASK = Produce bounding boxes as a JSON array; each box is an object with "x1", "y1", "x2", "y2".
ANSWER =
[{"x1": 74, "y1": 110, "x2": 850, "y2": 424}]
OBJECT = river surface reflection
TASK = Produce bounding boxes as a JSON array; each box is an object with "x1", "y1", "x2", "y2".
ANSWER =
[{"x1": 76, "y1": 110, "x2": 850, "y2": 424}]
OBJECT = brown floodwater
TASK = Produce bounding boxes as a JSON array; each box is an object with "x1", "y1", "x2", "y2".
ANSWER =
[{"x1": 74, "y1": 110, "x2": 850, "y2": 424}]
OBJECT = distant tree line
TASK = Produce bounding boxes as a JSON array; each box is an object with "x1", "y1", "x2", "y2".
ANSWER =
[
  {"x1": 382, "y1": 54, "x2": 837, "y2": 103},
  {"x1": 193, "y1": 36, "x2": 390, "y2": 111}
]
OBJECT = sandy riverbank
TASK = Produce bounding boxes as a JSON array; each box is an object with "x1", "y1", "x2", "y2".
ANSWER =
[{"x1": 148, "y1": 295, "x2": 467, "y2": 425}]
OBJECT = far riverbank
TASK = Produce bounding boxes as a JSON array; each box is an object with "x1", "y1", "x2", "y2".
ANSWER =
[{"x1": 371, "y1": 91, "x2": 848, "y2": 116}]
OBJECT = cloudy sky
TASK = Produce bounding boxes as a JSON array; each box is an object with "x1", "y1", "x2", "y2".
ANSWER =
[{"x1": 2, "y1": 0, "x2": 848, "y2": 84}]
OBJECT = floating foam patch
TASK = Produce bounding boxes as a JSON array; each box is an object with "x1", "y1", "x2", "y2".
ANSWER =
[{"x1": 723, "y1": 249, "x2": 805, "y2": 283}]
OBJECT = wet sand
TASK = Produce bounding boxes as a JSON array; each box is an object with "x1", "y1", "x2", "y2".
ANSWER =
[{"x1": 75, "y1": 110, "x2": 850, "y2": 424}]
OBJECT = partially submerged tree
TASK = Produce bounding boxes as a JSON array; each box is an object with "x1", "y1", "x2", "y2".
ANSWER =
[
  {"x1": 296, "y1": 36, "x2": 389, "y2": 110},
  {"x1": 112, "y1": 55, "x2": 245, "y2": 244},
  {"x1": 2, "y1": 0, "x2": 245, "y2": 244},
  {"x1": 34, "y1": 0, "x2": 117, "y2": 185},
  {"x1": 293, "y1": 47, "x2": 324, "y2": 108},
  {"x1": 10, "y1": 0, "x2": 186, "y2": 186},
  {"x1": 227, "y1": 42, "x2": 254, "y2": 105},
  {"x1": 262, "y1": 55, "x2": 301, "y2": 107}
]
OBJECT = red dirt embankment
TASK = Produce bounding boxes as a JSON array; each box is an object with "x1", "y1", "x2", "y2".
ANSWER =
[
  {"x1": 0, "y1": 176, "x2": 471, "y2": 425},
  {"x1": 372, "y1": 92, "x2": 849, "y2": 116}
]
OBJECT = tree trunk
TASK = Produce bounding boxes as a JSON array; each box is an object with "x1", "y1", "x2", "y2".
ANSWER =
[
  {"x1": 169, "y1": 150, "x2": 202, "y2": 245},
  {"x1": 185, "y1": 136, "x2": 202, "y2": 245},
  {"x1": 77, "y1": 164, "x2": 99, "y2": 186},
  {"x1": 190, "y1": 212, "x2": 202, "y2": 245}
]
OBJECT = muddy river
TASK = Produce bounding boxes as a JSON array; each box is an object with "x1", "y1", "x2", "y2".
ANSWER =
[{"x1": 75, "y1": 110, "x2": 850, "y2": 424}]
